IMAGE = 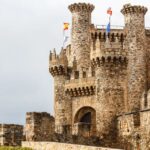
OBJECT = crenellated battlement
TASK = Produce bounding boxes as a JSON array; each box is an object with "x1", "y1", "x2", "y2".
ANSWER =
[
  {"x1": 49, "y1": 65, "x2": 66, "y2": 77},
  {"x1": 69, "y1": 67, "x2": 95, "y2": 80},
  {"x1": 92, "y1": 56, "x2": 128, "y2": 71},
  {"x1": 49, "y1": 49, "x2": 59, "y2": 66},
  {"x1": 90, "y1": 28, "x2": 127, "y2": 61},
  {"x1": 49, "y1": 48, "x2": 68, "y2": 67},
  {"x1": 49, "y1": 48, "x2": 68, "y2": 77},
  {"x1": 65, "y1": 75, "x2": 95, "y2": 97},
  {"x1": 65, "y1": 76, "x2": 95, "y2": 87},
  {"x1": 91, "y1": 30, "x2": 125, "y2": 42},
  {"x1": 65, "y1": 85, "x2": 96, "y2": 97},
  {"x1": 68, "y1": 3, "x2": 94, "y2": 13},
  {"x1": 121, "y1": 3, "x2": 147, "y2": 15}
]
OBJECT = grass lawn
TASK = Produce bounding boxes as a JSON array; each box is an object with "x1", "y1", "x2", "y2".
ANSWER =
[{"x1": 0, "y1": 147, "x2": 32, "y2": 150}]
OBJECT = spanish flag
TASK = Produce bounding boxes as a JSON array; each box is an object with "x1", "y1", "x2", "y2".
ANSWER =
[
  {"x1": 107, "y1": 7, "x2": 112, "y2": 16},
  {"x1": 63, "y1": 23, "x2": 69, "y2": 30}
]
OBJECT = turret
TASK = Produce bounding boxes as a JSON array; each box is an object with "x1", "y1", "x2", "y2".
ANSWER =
[
  {"x1": 91, "y1": 29, "x2": 128, "y2": 139},
  {"x1": 49, "y1": 48, "x2": 68, "y2": 76},
  {"x1": 68, "y1": 3, "x2": 95, "y2": 69},
  {"x1": 93, "y1": 53, "x2": 127, "y2": 139},
  {"x1": 49, "y1": 48, "x2": 72, "y2": 134},
  {"x1": 121, "y1": 4, "x2": 148, "y2": 112}
]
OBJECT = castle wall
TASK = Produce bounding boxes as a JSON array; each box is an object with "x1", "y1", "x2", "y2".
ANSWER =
[
  {"x1": 54, "y1": 76, "x2": 67, "y2": 129},
  {"x1": 95, "y1": 65, "x2": 125, "y2": 139},
  {"x1": 22, "y1": 141, "x2": 123, "y2": 150},
  {"x1": 54, "y1": 75, "x2": 72, "y2": 133},
  {"x1": 0, "y1": 124, "x2": 23, "y2": 146},
  {"x1": 117, "y1": 110, "x2": 150, "y2": 150},
  {"x1": 25, "y1": 112, "x2": 54, "y2": 141}
]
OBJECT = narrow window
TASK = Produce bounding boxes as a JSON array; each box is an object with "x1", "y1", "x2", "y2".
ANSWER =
[
  {"x1": 133, "y1": 112, "x2": 140, "y2": 127},
  {"x1": 83, "y1": 72, "x2": 86, "y2": 78},
  {"x1": 75, "y1": 71, "x2": 79, "y2": 79},
  {"x1": 144, "y1": 93, "x2": 148, "y2": 108}
]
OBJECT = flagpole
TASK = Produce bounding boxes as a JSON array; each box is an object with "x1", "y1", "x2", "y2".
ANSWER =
[
  {"x1": 63, "y1": 27, "x2": 65, "y2": 48},
  {"x1": 109, "y1": 15, "x2": 111, "y2": 26},
  {"x1": 106, "y1": 7, "x2": 112, "y2": 39},
  {"x1": 106, "y1": 15, "x2": 111, "y2": 39},
  {"x1": 109, "y1": 15, "x2": 111, "y2": 37},
  {"x1": 63, "y1": 23, "x2": 69, "y2": 48}
]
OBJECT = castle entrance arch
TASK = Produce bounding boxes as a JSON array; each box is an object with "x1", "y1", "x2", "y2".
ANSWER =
[{"x1": 73, "y1": 107, "x2": 96, "y2": 137}]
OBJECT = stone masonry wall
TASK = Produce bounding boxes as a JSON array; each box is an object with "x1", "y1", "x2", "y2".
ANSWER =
[
  {"x1": 25, "y1": 112, "x2": 54, "y2": 141},
  {"x1": 0, "y1": 124, "x2": 23, "y2": 146},
  {"x1": 22, "y1": 142, "x2": 123, "y2": 150},
  {"x1": 54, "y1": 75, "x2": 72, "y2": 134},
  {"x1": 117, "y1": 110, "x2": 150, "y2": 150},
  {"x1": 95, "y1": 64, "x2": 125, "y2": 140}
]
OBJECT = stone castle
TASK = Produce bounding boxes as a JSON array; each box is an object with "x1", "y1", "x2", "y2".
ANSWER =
[
  {"x1": 1, "y1": 2, "x2": 150, "y2": 150},
  {"x1": 48, "y1": 2, "x2": 150, "y2": 149}
]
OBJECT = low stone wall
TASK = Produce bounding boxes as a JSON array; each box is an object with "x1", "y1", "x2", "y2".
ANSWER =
[
  {"x1": 22, "y1": 142, "x2": 123, "y2": 150},
  {"x1": 0, "y1": 124, "x2": 23, "y2": 146},
  {"x1": 25, "y1": 112, "x2": 55, "y2": 141}
]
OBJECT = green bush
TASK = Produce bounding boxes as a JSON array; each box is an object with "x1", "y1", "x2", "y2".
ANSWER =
[{"x1": 0, "y1": 147, "x2": 32, "y2": 150}]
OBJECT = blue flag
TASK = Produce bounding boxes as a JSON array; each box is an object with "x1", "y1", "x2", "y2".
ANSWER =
[{"x1": 106, "y1": 22, "x2": 110, "y2": 34}]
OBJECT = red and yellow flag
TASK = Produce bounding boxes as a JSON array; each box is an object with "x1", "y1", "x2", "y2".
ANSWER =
[
  {"x1": 107, "y1": 7, "x2": 112, "y2": 16},
  {"x1": 63, "y1": 23, "x2": 69, "y2": 30}
]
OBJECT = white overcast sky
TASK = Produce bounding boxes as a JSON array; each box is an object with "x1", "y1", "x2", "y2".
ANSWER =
[{"x1": 0, "y1": 0, "x2": 150, "y2": 125}]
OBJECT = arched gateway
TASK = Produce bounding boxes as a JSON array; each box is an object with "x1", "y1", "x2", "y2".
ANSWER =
[{"x1": 73, "y1": 107, "x2": 96, "y2": 137}]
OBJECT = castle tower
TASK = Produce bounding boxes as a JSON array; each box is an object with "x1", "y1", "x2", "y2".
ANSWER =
[
  {"x1": 121, "y1": 4, "x2": 148, "y2": 112},
  {"x1": 93, "y1": 53, "x2": 127, "y2": 139},
  {"x1": 49, "y1": 49, "x2": 72, "y2": 134},
  {"x1": 68, "y1": 3, "x2": 94, "y2": 69}
]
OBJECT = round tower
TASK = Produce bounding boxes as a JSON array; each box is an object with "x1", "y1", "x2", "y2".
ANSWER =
[
  {"x1": 68, "y1": 3, "x2": 94, "y2": 69},
  {"x1": 121, "y1": 4, "x2": 148, "y2": 112},
  {"x1": 93, "y1": 54, "x2": 127, "y2": 139},
  {"x1": 49, "y1": 49, "x2": 72, "y2": 134}
]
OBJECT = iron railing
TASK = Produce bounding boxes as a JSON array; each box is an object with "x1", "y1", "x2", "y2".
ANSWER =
[
  {"x1": 96, "y1": 25, "x2": 124, "y2": 29},
  {"x1": 95, "y1": 25, "x2": 150, "y2": 30}
]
